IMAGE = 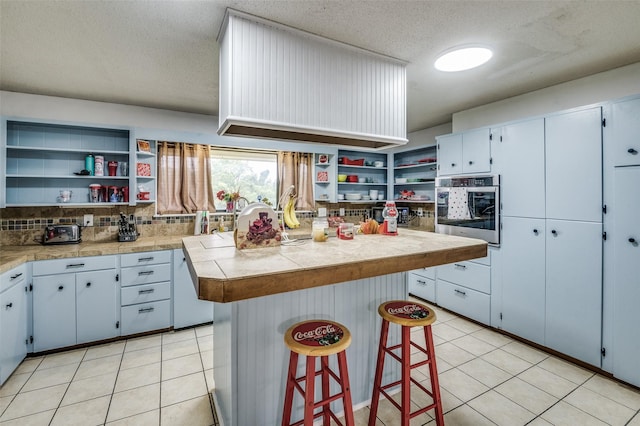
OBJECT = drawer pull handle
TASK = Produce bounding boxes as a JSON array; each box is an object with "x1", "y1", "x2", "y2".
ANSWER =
[
  {"x1": 417, "y1": 280, "x2": 427, "y2": 285},
  {"x1": 629, "y1": 237, "x2": 637, "y2": 244},
  {"x1": 138, "y1": 307, "x2": 155, "y2": 314},
  {"x1": 5, "y1": 302, "x2": 12, "y2": 309},
  {"x1": 66, "y1": 263, "x2": 85, "y2": 269},
  {"x1": 454, "y1": 289, "x2": 466, "y2": 296},
  {"x1": 58, "y1": 285, "x2": 64, "y2": 291},
  {"x1": 10, "y1": 272, "x2": 23, "y2": 280},
  {"x1": 454, "y1": 263, "x2": 467, "y2": 269},
  {"x1": 138, "y1": 289, "x2": 155, "y2": 294},
  {"x1": 138, "y1": 257, "x2": 154, "y2": 262},
  {"x1": 628, "y1": 148, "x2": 638, "y2": 155},
  {"x1": 533, "y1": 229, "x2": 539, "y2": 235},
  {"x1": 138, "y1": 271, "x2": 154, "y2": 276}
]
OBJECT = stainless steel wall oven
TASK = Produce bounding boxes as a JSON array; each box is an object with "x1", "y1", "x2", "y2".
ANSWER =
[{"x1": 435, "y1": 175, "x2": 500, "y2": 245}]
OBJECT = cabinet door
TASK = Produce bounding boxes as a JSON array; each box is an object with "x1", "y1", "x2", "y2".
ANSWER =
[
  {"x1": 462, "y1": 128, "x2": 491, "y2": 174},
  {"x1": 33, "y1": 275, "x2": 76, "y2": 352},
  {"x1": 76, "y1": 270, "x2": 118, "y2": 344},
  {"x1": 611, "y1": 166, "x2": 640, "y2": 386},
  {"x1": 545, "y1": 108, "x2": 603, "y2": 222},
  {"x1": 500, "y1": 217, "x2": 546, "y2": 345},
  {"x1": 437, "y1": 134, "x2": 463, "y2": 176},
  {"x1": 545, "y1": 219, "x2": 602, "y2": 367},
  {"x1": 610, "y1": 98, "x2": 640, "y2": 167},
  {"x1": 0, "y1": 283, "x2": 28, "y2": 384},
  {"x1": 495, "y1": 119, "x2": 545, "y2": 218},
  {"x1": 173, "y1": 249, "x2": 213, "y2": 329}
]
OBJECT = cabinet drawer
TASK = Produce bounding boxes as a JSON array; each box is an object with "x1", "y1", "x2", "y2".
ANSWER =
[
  {"x1": 437, "y1": 280, "x2": 490, "y2": 325},
  {"x1": 410, "y1": 267, "x2": 435, "y2": 280},
  {"x1": 121, "y1": 299, "x2": 171, "y2": 336},
  {"x1": 33, "y1": 255, "x2": 116, "y2": 276},
  {"x1": 121, "y1": 251, "x2": 172, "y2": 268},
  {"x1": 121, "y1": 263, "x2": 171, "y2": 287},
  {"x1": 408, "y1": 273, "x2": 435, "y2": 302},
  {"x1": 437, "y1": 261, "x2": 490, "y2": 294},
  {"x1": 121, "y1": 282, "x2": 171, "y2": 306},
  {"x1": 1, "y1": 264, "x2": 27, "y2": 291}
]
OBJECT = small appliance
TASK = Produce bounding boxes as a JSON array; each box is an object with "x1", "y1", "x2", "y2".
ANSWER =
[{"x1": 42, "y1": 224, "x2": 81, "y2": 245}]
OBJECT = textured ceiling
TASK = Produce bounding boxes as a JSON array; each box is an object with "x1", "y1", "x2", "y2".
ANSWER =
[{"x1": 1, "y1": 0, "x2": 640, "y2": 132}]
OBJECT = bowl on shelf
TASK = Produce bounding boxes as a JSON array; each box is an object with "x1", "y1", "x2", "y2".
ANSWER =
[
  {"x1": 344, "y1": 192, "x2": 362, "y2": 201},
  {"x1": 338, "y1": 174, "x2": 347, "y2": 182},
  {"x1": 374, "y1": 161, "x2": 384, "y2": 168},
  {"x1": 395, "y1": 177, "x2": 408, "y2": 184},
  {"x1": 347, "y1": 175, "x2": 358, "y2": 183},
  {"x1": 337, "y1": 193, "x2": 345, "y2": 200}
]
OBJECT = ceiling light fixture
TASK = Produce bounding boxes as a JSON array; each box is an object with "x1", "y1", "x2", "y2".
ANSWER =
[{"x1": 434, "y1": 46, "x2": 493, "y2": 72}]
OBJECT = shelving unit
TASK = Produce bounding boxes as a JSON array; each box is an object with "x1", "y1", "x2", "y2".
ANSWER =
[
  {"x1": 337, "y1": 149, "x2": 388, "y2": 202},
  {"x1": 134, "y1": 140, "x2": 157, "y2": 204},
  {"x1": 393, "y1": 145, "x2": 437, "y2": 203},
  {"x1": 313, "y1": 153, "x2": 335, "y2": 202}
]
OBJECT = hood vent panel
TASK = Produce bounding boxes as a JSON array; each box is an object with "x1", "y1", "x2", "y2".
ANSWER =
[{"x1": 218, "y1": 10, "x2": 408, "y2": 149}]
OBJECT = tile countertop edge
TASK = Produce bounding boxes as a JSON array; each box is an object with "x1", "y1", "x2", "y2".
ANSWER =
[{"x1": 183, "y1": 230, "x2": 488, "y2": 303}]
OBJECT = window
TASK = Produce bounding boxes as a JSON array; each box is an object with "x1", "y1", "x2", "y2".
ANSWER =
[{"x1": 211, "y1": 149, "x2": 278, "y2": 210}]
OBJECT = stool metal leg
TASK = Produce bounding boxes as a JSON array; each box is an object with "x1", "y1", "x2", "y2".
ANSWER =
[
  {"x1": 282, "y1": 351, "x2": 299, "y2": 426},
  {"x1": 424, "y1": 325, "x2": 445, "y2": 426},
  {"x1": 304, "y1": 356, "x2": 316, "y2": 426},
  {"x1": 321, "y1": 356, "x2": 331, "y2": 426},
  {"x1": 401, "y1": 325, "x2": 411, "y2": 426},
  {"x1": 337, "y1": 350, "x2": 355, "y2": 425},
  {"x1": 368, "y1": 319, "x2": 390, "y2": 426}
]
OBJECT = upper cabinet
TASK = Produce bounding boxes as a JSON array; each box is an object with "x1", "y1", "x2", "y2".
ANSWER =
[
  {"x1": 3, "y1": 120, "x2": 133, "y2": 207},
  {"x1": 392, "y1": 145, "x2": 437, "y2": 202},
  {"x1": 436, "y1": 128, "x2": 491, "y2": 176},
  {"x1": 313, "y1": 152, "x2": 336, "y2": 203},
  {"x1": 608, "y1": 97, "x2": 640, "y2": 166},
  {"x1": 336, "y1": 149, "x2": 389, "y2": 202},
  {"x1": 134, "y1": 139, "x2": 157, "y2": 204}
]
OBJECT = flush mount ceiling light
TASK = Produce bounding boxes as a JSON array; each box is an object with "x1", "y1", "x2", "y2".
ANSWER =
[{"x1": 434, "y1": 46, "x2": 493, "y2": 72}]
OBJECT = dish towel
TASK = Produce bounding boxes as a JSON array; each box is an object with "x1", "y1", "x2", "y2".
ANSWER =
[{"x1": 447, "y1": 188, "x2": 471, "y2": 220}]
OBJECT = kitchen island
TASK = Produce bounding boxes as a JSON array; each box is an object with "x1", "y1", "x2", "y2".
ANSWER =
[{"x1": 183, "y1": 230, "x2": 486, "y2": 426}]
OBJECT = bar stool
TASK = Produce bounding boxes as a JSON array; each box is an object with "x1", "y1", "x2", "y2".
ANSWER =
[
  {"x1": 368, "y1": 300, "x2": 444, "y2": 426},
  {"x1": 282, "y1": 319, "x2": 355, "y2": 426}
]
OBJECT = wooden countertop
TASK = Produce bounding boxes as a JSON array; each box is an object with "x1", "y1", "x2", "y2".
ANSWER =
[{"x1": 182, "y1": 229, "x2": 487, "y2": 303}]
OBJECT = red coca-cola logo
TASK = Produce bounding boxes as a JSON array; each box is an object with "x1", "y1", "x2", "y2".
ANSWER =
[
  {"x1": 386, "y1": 302, "x2": 429, "y2": 320},
  {"x1": 292, "y1": 322, "x2": 343, "y2": 346}
]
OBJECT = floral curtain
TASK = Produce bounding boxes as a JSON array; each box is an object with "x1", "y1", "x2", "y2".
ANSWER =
[
  {"x1": 277, "y1": 151, "x2": 314, "y2": 210},
  {"x1": 157, "y1": 142, "x2": 216, "y2": 214}
]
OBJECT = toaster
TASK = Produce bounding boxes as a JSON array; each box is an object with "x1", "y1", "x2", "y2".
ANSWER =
[{"x1": 42, "y1": 224, "x2": 82, "y2": 245}]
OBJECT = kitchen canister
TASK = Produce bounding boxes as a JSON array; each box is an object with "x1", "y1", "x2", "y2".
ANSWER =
[{"x1": 94, "y1": 155, "x2": 104, "y2": 176}]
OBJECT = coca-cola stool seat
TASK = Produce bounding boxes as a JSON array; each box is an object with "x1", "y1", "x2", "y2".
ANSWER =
[
  {"x1": 282, "y1": 319, "x2": 355, "y2": 426},
  {"x1": 368, "y1": 300, "x2": 444, "y2": 426}
]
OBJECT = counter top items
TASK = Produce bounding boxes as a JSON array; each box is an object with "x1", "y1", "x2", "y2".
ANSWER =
[
  {"x1": 118, "y1": 212, "x2": 139, "y2": 242},
  {"x1": 234, "y1": 203, "x2": 281, "y2": 249},
  {"x1": 41, "y1": 224, "x2": 81, "y2": 245}
]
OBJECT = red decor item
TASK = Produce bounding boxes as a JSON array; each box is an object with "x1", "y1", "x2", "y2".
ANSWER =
[
  {"x1": 136, "y1": 163, "x2": 151, "y2": 176},
  {"x1": 316, "y1": 171, "x2": 329, "y2": 182}
]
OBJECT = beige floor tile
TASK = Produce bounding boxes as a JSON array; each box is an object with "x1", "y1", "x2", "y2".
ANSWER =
[
  {"x1": 120, "y1": 346, "x2": 161, "y2": 370},
  {"x1": 107, "y1": 383, "x2": 160, "y2": 423},
  {"x1": 494, "y1": 377, "x2": 558, "y2": 415},
  {"x1": 21, "y1": 363, "x2": 77, "y2": 392},
  {"x1": 162, "y1": 328, "x2": 196, "y2": 345},
  {"x1": 451, "y1": 335, "x2": 496, "y2": 357},
  {"x1": 538, "y1": 356, "x2": 594, "y2": 384},
  {"x1": 197, "y1": 335, "x2": 214, "y2": 352},
  {"x1": 162, "y1": 353, "x2": 202, "y2": 380},
  {"x1": 194, "y1": 325, "x2": 213, "y2": 338},
  {"x1": 447, "y1": 317, "x2": 483, "y2": 334},
  {"x1": 480, "y1": 348, "x2": 532, "y2": 375},
  {"x1": 433, "y1": 342, "x2": 476, "y2": 367},
  {"x1": 204, "y1": 369, "x2": 215, "y2": 392},
  {"x1": 84, "y1": 341, "x2": 126, "y2": 361},
  {"x1": 438, "y1": 368, "x2": 489, "y2": 403},
  {"x1": 471, "y1": 328, "x2": 514, "y2": 347},
  {"x1": 583, "y1": 374, "x2": 640, "y2": 410},
  {"x1": 124, "y1": 334, "x2": 162, "y2": 352},
  {"x1": 341, "y1": 405, "x2": 380, "y2": 425},
  {"x1": 0, "y1": 372, "x2": 30, "y2": 397},
  {"x1": 0, "y1": 383, "x2": 66, "y2": 422},
  {"x1": 105, "y1": 409, "x2": 159, "y2": 425},
  {"x1": 425, "y1": 404, "x2": 495, "y2": 426},
  {"x1": 61, "y1": 371, "x2": 117, "y2": 406},
  {"x1": 160, "y1": 395, "x2": 213, "y2": 426},
  {"x1": 0, "y1": 394, "x2": 13, "y2": 415},
  {"x1": 13, "y1": 358, "x2": 43, "y2": 375},
  {"x1": 36, "y1": 348, "x2": 86, "y2": 370},
  {"x1": 457, "y1": 358, "x2": 512, "y2": 388},
  {"x1": 200, "y1": 349, "x2": 214, "y2": 371},
  {"x1": 0, "y1": 409, "x2": 55, "y2": 426},
  {"x1": 162, "y1": 339, "x2": 200, "y2": 361},
  {"x1": 431, "y1": 322, "x2": 466, "y2": 341},
  {"x1": 50, "y1": 395, "x2": 110, "y2": 426},
  {"x1": 541, "y1": 400, "x2": 608, "y2": 426},
  {"x1": 629, "y1": 413, "x2": 640, "y2": 426},
  {"x1": 501, "y1": 341, "x2": 548, "y2": 364},
  {"x1": 438, "y1": 386, "x2": 464, "y2": 413},
  {"x1": 527, "y1": 417, "x2": 554, "y2": 426},
  {"x1": 161, "y1": 372, "x2": 208, "y2": 407},
  {"x1": 564, "y1": 386, "x2": 636, "y2": 425},
  {"x1": 468, "y1": 390, "x2": 535, "y2": 426},
  {"x1": 114, "y1": 362, "x2": 161, "y2": 393},
  {"x1": 75, "y1": 353, "x2": 122, "y2": 380},
  {"x1": 372, "y1": 393, "x2": 432, "y2": 426},
  {"x1": 518, "y1": 366, "x2": 579, "y2": 399}
]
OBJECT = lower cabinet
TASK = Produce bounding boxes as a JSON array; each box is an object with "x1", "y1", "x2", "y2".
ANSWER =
[
  {"x1": 407, "y1": 270, "x2": 436, "y2": 303},
  {"x1": 173, "y1": 249, "x2": 213, "y2": 329},
  {"x1": 76, "y1": 270, "x2": 118, "y2": 345},
  {"x1": 32, "y1": 275, "x2": 77, "y2": 352},
  {"x1": 1, "y1": 265, "x2": 28, "y2": 385}
]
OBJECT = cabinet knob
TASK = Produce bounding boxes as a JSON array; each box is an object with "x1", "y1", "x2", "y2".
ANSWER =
[
  {"x1": 551, "y1": 230, "x2": 557, "y2": 236},
  {"x1": 86, "y1": 282, "x2": 91, "y2": 287},
  {"x1": 629, "y1": 237, "x2": 637, "y2": 244},
  {"x1": 5, "y1": 302, "x2": 12, "y2": 309},
  {"x1": 628, "y1": 148, "x2": 638, "y2": 155},
  {"x1": 58, "y1": 285, "x2": 64, "y2": 291},
  {"x1": 468, "y1": 161, "x2": 474, "y2": 165},
  {"x1": 533, "y1": 229, "x2": 539, "y2": 235},
  {"x1": 451, "y1": 163, "x2": 456, "y2": 167}
]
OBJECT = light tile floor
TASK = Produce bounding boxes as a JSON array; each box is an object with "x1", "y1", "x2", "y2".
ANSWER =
[{"x1": 1, "y1": 300, "x2": 640, "y2": 425}]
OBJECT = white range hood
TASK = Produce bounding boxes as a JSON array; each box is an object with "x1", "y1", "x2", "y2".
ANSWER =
[{"x1": 217, "y1": 10, "x2": 408, "y2": 150}]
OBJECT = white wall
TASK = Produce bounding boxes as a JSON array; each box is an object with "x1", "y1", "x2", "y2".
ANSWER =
[{"x1": 452, "y1": 62, "x2": 640, "y2": 132}]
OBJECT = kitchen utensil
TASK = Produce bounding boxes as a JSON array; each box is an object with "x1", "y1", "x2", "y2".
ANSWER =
[
  {"x1": 107, "y1": 161, "x2": 118, "y2": 176},
  {"x1": 118, "y1": 211, "x2": 139, "y2": 242}
]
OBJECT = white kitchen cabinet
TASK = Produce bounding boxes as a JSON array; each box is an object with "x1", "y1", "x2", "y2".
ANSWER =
[
  {"x1": 492, "y1": 118, "x2": 545, "y2": 218},
  {"x1": 436, "y1": 133, "x2": 463, "y2": 176},
  {"x1": 545, "y1": 107, "x2": 603, "y2": 222},
  {"x1": 407, "y1": 270, "x2": 436, "y2": 303},
  {"x1": 500, "y1": 216, "x2": 546, "y2": 345},
  {"x1": 0, "y1": 265, "x2": 28, "y2": 385},
  {"x1": 32, "y1": 274, "x2": 77, "y2": 352},
  {"x1": 611, "y1": 166, "x2": 640, "y2": 387},
  {"x1": 545, "y1": 219, "x2": 603, "y2": 367},
  {"x1": 173, "y1": 249, "x2": 213, "y2": 329},
  {"x1": 609, "y1": 97, "x2": 640, "y2": 166},
  {"x1": 437, "y1": 128, "x2": 491, "y2": 176},
  {"x1": 75, "y1": 270, "x2": 119, "y2": 344}
]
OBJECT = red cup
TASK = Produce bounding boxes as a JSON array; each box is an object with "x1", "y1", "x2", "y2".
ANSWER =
[
  {"x1": 107, "y1": 161, "x2": 118, "y2": 176},
  {"x1": 121, "y1": 186, "x2": 129, "y2": 202}
]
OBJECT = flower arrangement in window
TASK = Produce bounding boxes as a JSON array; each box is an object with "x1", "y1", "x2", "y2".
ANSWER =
[{"x1": 217, "y1": 189, "x2": 241, "y2": 212}]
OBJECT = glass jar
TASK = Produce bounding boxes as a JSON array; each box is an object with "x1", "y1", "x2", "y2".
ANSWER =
[{"x1": 312, "y1": 218, "x2": 329, "y2": 242}]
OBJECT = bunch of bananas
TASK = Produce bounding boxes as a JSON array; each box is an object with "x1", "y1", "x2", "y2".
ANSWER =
[{"x1": 283, "y1": 196, "x2": 300, "y2": 228}]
